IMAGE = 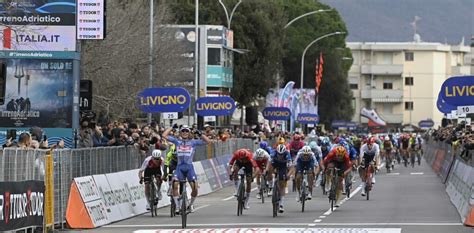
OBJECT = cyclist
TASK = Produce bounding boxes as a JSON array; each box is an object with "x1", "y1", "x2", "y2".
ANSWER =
[
  {"x1": 163, "y1": 125, "x2": 212, "y2": 214},
  {"x1": 253, "y1": 148, "x2": 270, "y2": 199},
  {"x1": 259, "y1": 141, "x2": 274, "y2": 156},
  {"x1": 320, "y1": 137, "x2": 331, "y2": 159},
  {"x1": 400, "y1": 134, "x2": 410, "y2": 166},
  {"x1": 267, "y1": 144, "x2": 292, "y2": 213},
  {"x1": 382, "y1": 136, "x2": 394, "y2": 169},
  {"x1": 295, "y1": 146, "x2": 320, "y2": 201},
  {"x1": 409, "y1": 133, "x2": 423, "y2": 166},
  {"x1": 289, "y1": 134, "x2": 305, "y2": 160},
  {"x1": 321, "y1": 146, "x2": 352, "y2": 207},
  {"x1": 138, "y1": 149, "x2": 163, "y2": 211},
  {"x1": 359, "y1": 137, "x2": 380, "y2": 196},
  {"x1": 308, "y1": 141, "x2": 322, "y2": 164},
  {"x1": 163, "y1": 141, "x2": 177, "y2": 195},
  {"x1": 229, "y1": 148, "x2": 260, "y2": 209}
]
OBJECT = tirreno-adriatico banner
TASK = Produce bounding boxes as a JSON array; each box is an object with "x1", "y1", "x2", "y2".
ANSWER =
[
  {"x1": 0, "y1": 180, "x2": 45, "y2": 231},
  {"x1": 0, "y1": 0, "x2": 76, "y2": 51}
]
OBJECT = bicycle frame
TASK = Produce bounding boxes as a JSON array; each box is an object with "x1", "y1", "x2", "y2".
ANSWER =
[
  {"x1": 237, "y1": 168, "x2": 246, "y2": 216},
  {"x1": 272, "y1": 169, "x2": 280, "y2": 217}
]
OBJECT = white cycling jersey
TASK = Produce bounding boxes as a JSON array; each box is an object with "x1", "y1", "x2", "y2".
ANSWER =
[{"x1": 360, "y1": 143, "x2": 380, "y2": 157}]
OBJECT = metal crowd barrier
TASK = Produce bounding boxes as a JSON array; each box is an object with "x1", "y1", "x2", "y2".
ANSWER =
[{"x1": 0, "y1": 138, "x2": 256, "y2": 227}]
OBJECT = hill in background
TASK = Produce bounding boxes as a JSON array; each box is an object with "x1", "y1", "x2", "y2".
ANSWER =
[{"x1": 320, "y1": 0, "x2": 473, "y2": 44}]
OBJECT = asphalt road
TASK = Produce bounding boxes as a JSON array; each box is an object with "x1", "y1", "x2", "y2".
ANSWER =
[{"x1": 83, "y1": 158, "x2": 471, "y2": 233}]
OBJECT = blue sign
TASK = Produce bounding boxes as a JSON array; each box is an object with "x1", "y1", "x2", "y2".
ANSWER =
[
  {"x1": 262, "y1": 107, "x2": 291, "y2": 120},
  {"x1": 346, "y1": 121, "x2": 358, "y2": 129},
  {"x1": 195, "y1": 97, "x2": 236, "y2": 116},
  {"x1": 331, "y1": 120, "x2": 347, "y2": 129},
  {"x1": 418, "y1": 119, "x2": 435, "y2": 128},
  {"x1": 440, "y1": 76, "x2": 474, "y2": 106},
  {"x1": 297, "y1": 113, "x2": 320, "y2": 124},
  {"x1": 136, "y1": 87, "x2": 191, "y2": 113},
  {"x1": 437, "y1": 92, "x2": 457, "y2": 114}
]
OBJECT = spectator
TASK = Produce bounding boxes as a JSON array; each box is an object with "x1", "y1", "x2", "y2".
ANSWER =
[{"x1": 79, "y1": 121, "x2": 94, "y2": 148}]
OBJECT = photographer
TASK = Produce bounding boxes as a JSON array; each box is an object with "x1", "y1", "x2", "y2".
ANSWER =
[{"x1": 79, "y1": 121, "x2": 94, "y2": 148}]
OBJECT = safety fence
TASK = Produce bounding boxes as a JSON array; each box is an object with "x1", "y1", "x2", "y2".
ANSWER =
[
  {"x1": 424, "y1": 139, "x2": 474, "y2": 227},
  {"x1": 0, "y1": 138, "x2": 256, "y2": 229}
]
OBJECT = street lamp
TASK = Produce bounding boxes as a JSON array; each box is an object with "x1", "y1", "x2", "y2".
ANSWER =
[
  {"x1": 284, "y1": 9, "x2": 332, "y2": 29},
  {"x1": 299, "y1": 32, "x2": 345, "y2": 95},
  {"x1": 219, "y1": 0, "x2": 242, "y2": 29}
]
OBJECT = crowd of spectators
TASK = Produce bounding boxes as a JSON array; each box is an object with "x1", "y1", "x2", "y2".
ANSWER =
[{"x1": 430, "y1": 119, "x2": 473, "y2": 161}]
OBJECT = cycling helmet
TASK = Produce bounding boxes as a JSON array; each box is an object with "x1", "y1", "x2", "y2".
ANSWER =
[
  {"x1": 369, "y1": 137, "x2": 376, "y2": 145},
  {"x1": 236, "y1": 149, "x2": 248, "y2": 160},
  {"x1": 278, "y1": 137, "x2": 286, "y2": 145},
  {"x1": 301, "y1": 146, "x2": 312, "y2": 154},
  {"x1": 254, "y1": 148, "x2": 266, "y2": 160},
  {"x1": 384, "y1": 136, "x2": 390, "y2": 141},
  {"x1": 309, "y1": 141, "x2": 318, "y2": 149},
  {"x1": 335, "y1": 146, "x2": 346, "y2": 159},
  {"x1": 151, "y1": 150, "x2": 162, "y2": 159},
  {"x1": 259, "y1": 141, "x2": 268, "y2": 149},
  {"x1": 276, "y1": 144, "x2": 287, "y2": 154}
]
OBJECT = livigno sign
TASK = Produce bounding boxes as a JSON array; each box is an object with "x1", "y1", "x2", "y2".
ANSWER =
[
  {"x1": 195, "y1": 96, "x2": 236, "y2": 116},
  {"x1": 136, "y1": 87, "x2": 190, "y2": 113},
  {"x1": 262, "y1": 107, "x2": 291, "y2": 120}
]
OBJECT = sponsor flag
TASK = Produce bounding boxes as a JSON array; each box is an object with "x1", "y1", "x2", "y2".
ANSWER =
[
  {"x1": 315, "y1": 52, "x2": 324, "y2": 93},
  {"x1": 3, "y1": 27, "x2": 11, "y2": 49}
]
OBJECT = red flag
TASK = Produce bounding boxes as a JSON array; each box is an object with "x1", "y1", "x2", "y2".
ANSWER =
[
  {"x1": 316, "y1": 52, "x2": 324, "y2": 93},
  {"x1": 3, "y1": 27, "x2": 11, "y2": 49},
  {"x1": 314, "y1": 58, "x2": 319, "y2": 94}
]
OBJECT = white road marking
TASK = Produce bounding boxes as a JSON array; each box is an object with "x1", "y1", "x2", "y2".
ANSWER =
[
  {"x1": 410, "y1": 172, "x2": 424, "y2": 175},
  {"x1": 312, "y1": 223, "x2": 462, "y2": 226},
  {"x1": 107, "y1": 223, "x2": 314, "y2": 228},
  {"x1": 317, "y1": 183, "x2": 363, "y2": 220},
  {"x1": 135, "y1": 228, "x2": 402, "y2": 233},
  {"x1": 319, "y1": 216, "x2": 326, "y2": 218},
  {"x1": 313, "y1": 219, "x2": 322, "y2": 223},
  {"x1": 222, "y1": 187, "x2": 258, "y2": 201},
  {"x1": 387, "y1": 173, "x2": 400, "y2": 175},
  {"x1": 193, "y1": 204, "x2": 210, "y2": 211}
]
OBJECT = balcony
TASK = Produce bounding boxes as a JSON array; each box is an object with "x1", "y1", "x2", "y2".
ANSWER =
[
  {"x1": 361, "y1": 64, "x2": 403, "y2": 75},
  {"x1": 361, "y1": 89, "x2": 403, "y2": 102},
  {"x1": 379, "y1": 113, "x2": 403, "y2": 124},
  {"x1": 451, "y1": 66, "x2": 471, "y2": 75}
]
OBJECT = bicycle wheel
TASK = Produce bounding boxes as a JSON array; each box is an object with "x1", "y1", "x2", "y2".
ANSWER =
[
  {"x1": 181, "y1": 184, "x2": 187, "y2": 229},
  {"x1": 345, "y1": 174, "x2": 351, "y2": 198},
  {"x1": 366, "y1": 173, "x2": 371, "y2": 201},
  {"x1": 272, "y1": 180, "x2": 279, "y2": 217},
  {"x1": 237, "y1": 180, "x2": 244, "y2": 216},
  {"x1": 170, "y1": 198, "x2": 175, "y2": 217},
  {"x1": 301, "y1": 180, "x2": 306, "y2": 212},
  {"x1": 410, "y1": 153, "x2": 415, "y2": 167},
  {"x1": 260, "y1": 175, "x2": 265, "y2": 204},
  {"x1": 150, "y1": 182, "x2": 155, "y2": 217},
  {"x1": 292, "y1": 178, "x2": 296, "y2": 192}
]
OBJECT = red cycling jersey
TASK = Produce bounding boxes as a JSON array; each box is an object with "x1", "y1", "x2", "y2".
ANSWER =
[
  {"x1": 323, "y1": 148, "x2": 352, "y2": 169},
  {"x1": 229, "y1": 149, "x2": 258, "y2": 168},
  {"x1": 255, "y1": 158, "x2": 268, "y2": 170}
]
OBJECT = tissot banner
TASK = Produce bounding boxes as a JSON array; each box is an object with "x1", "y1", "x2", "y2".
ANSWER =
[
  {"x1": 0, "y1": 180, "x2": 45, "y2": 231},
  {"x1": 440, "y1": 76, "x2": 474, "y2": 106}
]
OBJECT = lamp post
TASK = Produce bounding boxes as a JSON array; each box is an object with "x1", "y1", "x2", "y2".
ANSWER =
[
  {"x1": 147, "y1": 0, "x2": 154, "y2": 124},
  {"x1": 219, "y1": 0, "x2": 242, "y2": 29},
  {"x1": 284, "y1": 9, "x2": 332, "y2": 29},
  {"x1": 300, "y1": 32, "x2": 345, "y2": 95}
]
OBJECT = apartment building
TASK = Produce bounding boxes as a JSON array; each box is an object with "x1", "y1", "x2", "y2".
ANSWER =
[{"x1": 348, "y1": 42, "x2": 471, "y2": 128}]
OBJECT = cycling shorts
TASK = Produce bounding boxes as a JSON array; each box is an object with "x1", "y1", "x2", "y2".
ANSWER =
[
  {"x1": 144, "y1": 167, "x2": 161, "y2": 183},
  {"x1": 233, "y1": 161, "x2": 253, "y2": 178},
  {"x1": 296, "y1": 160, "x2": 314, "y2": 174},
  {"x1": 173, "y1": 163, "x2": 197, "y2": 182},
  {"x1": 362, "y1": 153, "x2": 376, "y2": 168},
  {"x1": 271, "y1": 161, "x2": 288, "y2": 181}
]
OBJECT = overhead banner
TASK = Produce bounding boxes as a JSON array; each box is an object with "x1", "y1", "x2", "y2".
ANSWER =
[
  {"x1": 440, "y1": 76, "x2": 474, "y2": 106},
  {"x1": 137, "y1": 87, "x2": 191, "y2": 113},
  {"x1": 437, "y1": 92, "x2": 457, "y2": 114},
  {"x1": 0, "y1": 180, "x2": 45, "y2": 231},
  {"x1": 297, "y1": 113, "x2": 319, "y2": 124},
  {"x1": 262, "y1": 107, "x2": 291, "y2": 121},
  {"x1": 195, "y1": 96, "x2": 236, "y2": 116},
  {"x1": 0, "y1": 26, "x2": 76, "y2": 51}
]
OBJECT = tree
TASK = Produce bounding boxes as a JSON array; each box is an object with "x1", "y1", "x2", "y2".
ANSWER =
[
  {"x1": 82, "y1": 0, "x2": 188, "y2": 122},
  {"x1": 279, "y1": 0, "x2": 354, "y2": 126},
  {"x1": 169, "y1": 0, "x2": 286, "y2": 127}
]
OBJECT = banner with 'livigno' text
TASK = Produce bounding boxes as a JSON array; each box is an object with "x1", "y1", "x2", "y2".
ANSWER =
[{"x1": 0, "y1": 180, "x2": 45, "y2": 231}]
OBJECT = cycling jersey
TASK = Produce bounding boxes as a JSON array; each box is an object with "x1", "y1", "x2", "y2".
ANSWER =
[
  {"x1": 290, "y1": 140, "x2": 305, "y2": 159},
  {"x1": 270, "y1": 150, "x2": 291, "y2": 181},
  {"x1": 323, "y1": 148, "x2": 352, "y2": 170},
  {"x1": 140, "y1": 156, "x2": 162, "y2": 182},
  {"x1": 230, "y1": 149, "x2": 258, "y2": 178},
  {"x1": 253, "y1": 150, "x2": 270, "y2": 171},
  {"x1": 309, "y1": 146, "x2": 323, "y2": 164},
  {"x1": 165, "y1": 143, "x2": 177, "y2": 167},
  {"x1": 383, "y1": 140, "x2": 393, "y2": 151},
  {"x1": 360, "y1": 143, "x2": 380, "y2": 167},
  {"x1": 401, "y1": 138, "x2": 410, "y2": 149},
  {"x1": 167, "y1": 136, "x2": 207, "y2": 165},
  {"x1": 295, "y1": 151, "x2": 318, "y2": 173}
]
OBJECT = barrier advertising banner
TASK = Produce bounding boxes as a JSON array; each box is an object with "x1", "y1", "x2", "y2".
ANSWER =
[
  {"x1": 262, "y1": 107, "x2": 291, "y2": 121},
  {"x1": 92, "y1": 174, "x2": 122, "y2": 223},
  {"x1": 137, "y1": 87, "x2": 191, "y2": 113},
  {"x1": 440, "y1": 76, "x2": 474, "y2": 106},
  {"x1": 192, "y1": 161, "x2": 212, "y2": 195},
  {"x1": 195, "y1": 96, "x2": 236, "y2": 116},
  {"x1": 0, "y1": 180, "x2": 45, "y2": 231}
]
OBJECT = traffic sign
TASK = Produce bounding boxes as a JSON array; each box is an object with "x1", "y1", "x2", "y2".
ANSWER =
[
  {"x1": 80, "y1": 80, "x2": 92, "y2": 111},
  {"x1": 204, "y1": 116, "x2": 216, "y2": 122},
  {"x1": 457, "y1": 105, "x2": 474, "y2": 115}
]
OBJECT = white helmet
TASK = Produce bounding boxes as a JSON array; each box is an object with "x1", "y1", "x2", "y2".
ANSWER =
[
  {"x1": 254, "y1": 148, "x2": 267, "y2": 160},
  {"x1": 152, "y1": 150, "x2": 162, "y2": 159},
  {"x1": 301, "y1": 146, "x2": 312, "y2": 154},
  {"x1": 384, "y1": 136, "x2": 390, "y2": 141},
  {"x1": 276, "y1": 144, "x2": 287, "y2": 154}
]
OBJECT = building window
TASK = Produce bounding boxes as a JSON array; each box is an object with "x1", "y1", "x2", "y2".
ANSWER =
[
  {"x1": 383, "y1": 82, "x2": 393, "y2": 89},
  {"x1": 405, "y1": 52, "x2": 414, "y2": 61},
  {"x1": 208, "y1": 48, "x2": 221, "y2": 65},
  {"x1": 405, "y1": 101, "x2": 414, "y2": 110},
  {"x1": 405, "y1": 76, "x2": 414, "y2": 86},
  {"x1": 349, "y1": 83, "x2": 358, "y2": 90}
]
